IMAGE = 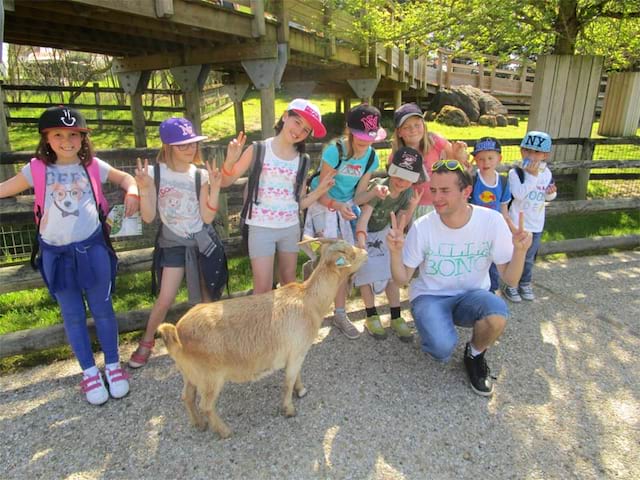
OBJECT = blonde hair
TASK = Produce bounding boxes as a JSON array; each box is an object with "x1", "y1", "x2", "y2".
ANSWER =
[
  {"x1": 391, "y1": 119, "x2": 436, "y2": 157},
  {"x1": 156, "y1": 144, "x2": 204, "y2": 170}
]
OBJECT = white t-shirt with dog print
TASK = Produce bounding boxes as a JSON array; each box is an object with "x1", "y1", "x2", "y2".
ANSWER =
[{"x1": 21, "y1": 158, "x2": 111, "y2": 246}]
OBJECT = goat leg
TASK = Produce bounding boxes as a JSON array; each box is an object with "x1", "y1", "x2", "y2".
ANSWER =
[
  {"x1": 282, "y1": 355, "x2": 306, "y2": 417},
  {"x1": 294, "y1": 372, "x2": 307, "y2": 398},
  {"x1": 198, "y1": 377, "x2": 231, "y2": 439},
  {"x1": 182, "y1": 380, "x2": 207, "y2": 431}
]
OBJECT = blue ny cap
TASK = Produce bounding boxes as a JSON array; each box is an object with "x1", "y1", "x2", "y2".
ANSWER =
[{"x1": 520, "y1": 131, "x2": 552, "y2": 153}]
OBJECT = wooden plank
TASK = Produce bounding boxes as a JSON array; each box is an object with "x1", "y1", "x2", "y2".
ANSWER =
[
  {"x1": 538, "y1": 235, "x2": 640, "y2": 256},
  {"x1": 113, "y1": 41, "x2": 278, "y2": 73}
]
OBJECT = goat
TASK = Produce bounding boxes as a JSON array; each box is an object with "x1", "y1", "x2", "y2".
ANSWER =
[{"x1": 157, "y1": 239, "x2": 367, "y2": 439}]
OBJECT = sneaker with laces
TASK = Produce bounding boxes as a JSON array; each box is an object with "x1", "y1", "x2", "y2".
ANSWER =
[
  {"x1": 463, "y1": 343, "x2": 494, "y2": 397},
  {"x1": 502, "y1": 285, "x2": 522, "y2": 303},
  {"x1": 81, "y1": 372, "x2": 109, "y2": 405},
  {"x1": 364, "y1": 315, "x2": 387, "y2": 340},
  {"x1": 332, "y1": 312, "x2": 360, "y2": 339},
  {"x1": 390, "y1": 316, "x2": 413, "y2": 343},
  {"x1": 104, "y1": 365, "x2": 130, "y2": 399},
  {"x1": 518, "y1": 283, "x2": 535, "y2": 301}
]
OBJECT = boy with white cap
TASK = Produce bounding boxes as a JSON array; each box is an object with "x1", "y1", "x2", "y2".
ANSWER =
[{"x1": 503, "y1": 131, "x2": 557, "y2": 302}]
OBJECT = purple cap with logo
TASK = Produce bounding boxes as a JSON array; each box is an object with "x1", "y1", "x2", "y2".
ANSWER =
[
  {"x1": 159, "y1": 118, "x2": 208, "y2": 145},
  {"x1": 347, "y1": 104, "x2": 387, "y2": 142}
]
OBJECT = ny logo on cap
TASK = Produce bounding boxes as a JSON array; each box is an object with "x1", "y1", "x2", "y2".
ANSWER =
[
  {"x1": 177, "y1": 122, "x2": 194, "y2": 137},
  {"x1": 524, "y1": 135, "x2": 546, "y2": 149}
]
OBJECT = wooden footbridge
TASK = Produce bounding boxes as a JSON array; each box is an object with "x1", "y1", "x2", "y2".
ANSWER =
[{"x1": 3, "y1": 0, "x2": 533, "y2": 144}]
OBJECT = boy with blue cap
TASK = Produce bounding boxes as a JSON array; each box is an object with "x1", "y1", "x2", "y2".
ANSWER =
[{"x1": 503, "y1": 131, "x2": 557, "y2": 302}]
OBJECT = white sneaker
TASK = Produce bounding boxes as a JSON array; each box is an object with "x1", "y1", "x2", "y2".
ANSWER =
[
  {"x1": 502, "y1": 285, "x2": 522, "y2": 303},
  {"x1": 81, "y1": 372, "x2": 109, "y2": 405},
  {"x1": 104, "y1": 365, "x2": 130, "y2": 399},
  {"x1": 519, "y1": 283, "x2": 535, "y2": 301}
]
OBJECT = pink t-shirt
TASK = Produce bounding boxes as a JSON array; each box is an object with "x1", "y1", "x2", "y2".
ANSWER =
[{"x1": 394, "y1": 133, "x2": 448, "y2": 206}]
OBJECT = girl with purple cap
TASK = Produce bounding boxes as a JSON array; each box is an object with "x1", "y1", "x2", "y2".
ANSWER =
[
  {"x1": 129, "y1": 117, "x2": 225, "y2": 369},
  {"x1": 303, "y1": 104, "x2": 388, "y2": 339},
  {"x1": 220, "y1": 99, "x2": 334, "y2": 294}
]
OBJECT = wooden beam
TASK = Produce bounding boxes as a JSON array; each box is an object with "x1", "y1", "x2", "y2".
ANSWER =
[{"x1": 113, "y1": 42, "x2": 278, "y2": 73}]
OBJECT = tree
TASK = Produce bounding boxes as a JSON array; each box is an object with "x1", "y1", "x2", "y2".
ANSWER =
[{"x1": 328, "y1": 0, "x2": 640, "y2": 70}]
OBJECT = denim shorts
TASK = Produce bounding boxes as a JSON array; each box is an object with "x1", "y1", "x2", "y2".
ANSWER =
[
  {"x1": 160, "y1": 246, "x2": 186, "y2": 268},
  {"x1": 410, "y1": 289, "x2": 509, "y2": 362},
  {"x1": 248, "y1": 224, "x2": 300, "y2": 259}
]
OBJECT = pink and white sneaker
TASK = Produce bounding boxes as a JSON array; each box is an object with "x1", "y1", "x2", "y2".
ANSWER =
[
  {"x1": 81, "y1": 372, "x2": 109, "y2": 405},
  {"x1": 104, "y1": 365, "x2": 130, "y2": 399}
]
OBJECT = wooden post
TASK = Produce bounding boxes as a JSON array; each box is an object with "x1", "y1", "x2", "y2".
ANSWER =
[
  {"x1": 478, "y1": 63, "x2": 484, "y2": 89},
  {"x1": 234, "y1": 101, "x2": 245, "y2": 135},
  {"x1": 184, "y1": 89, "x2": 202, "y2": 133},
  {"x1": 575, "y1": 139, "x2": 594, "y2": 200},
  {"x1": 0, "y1": 84, "x2": 14, "y2": 182},
  {"x1": 130, "y1": 93, "x2": 147, "y2": 148},
  {"x1": 445, "y1": 55, "x2": 452, "y2": 89},
  {"x1": 519, "y1": 60, "x2": 528, "y2": 93},
  {"x1": 93, "y1": 82, "x2": 103, "y2": 128},
  {"x1": 489, "y1": 61, "x2": 496, "y2": 94},
  {"x1": 393, "y1": 88, "x2": 402, "y2": 109},
  {"x1": 598, "y1": 72, "x2": 640, "y2": 136},
  {"x1": 250, "y1": 0, "x2": 266, "y2": 38},
  {"x1": 335, "y1": 98, "x2": 342, "y2": 113},
  {"x1": 260, "y1": 84, "x2": 276, "y2": 138},
  {"x1": 437, "y1": 50, "x2": 444, "y2": 91}
]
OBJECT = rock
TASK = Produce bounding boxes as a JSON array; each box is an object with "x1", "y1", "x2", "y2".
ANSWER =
[
  {"x1": 507, "y1": 115, "x2": 519, "y2": 126},
  {"x1": 436, "y1": 106, "x2": 470, "y2": 127},
  {"x1": 495, "y1": 114, "x2": 508, "y2": 127},
  {"x1": 478, "y1": 114, "x2": 497, "y2": 127},
  {"x1": 428, "y1": 85, "x2": 508, "y2": 122}
]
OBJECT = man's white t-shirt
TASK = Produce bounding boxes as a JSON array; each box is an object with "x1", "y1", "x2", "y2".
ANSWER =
[{"x1": 402, "y1": 205, "x2": 514, "y2": 300}]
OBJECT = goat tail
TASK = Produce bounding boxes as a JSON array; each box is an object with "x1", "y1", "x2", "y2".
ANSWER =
[{"x1": 157, "y1": 323, "x2": 182, "y2": 358}]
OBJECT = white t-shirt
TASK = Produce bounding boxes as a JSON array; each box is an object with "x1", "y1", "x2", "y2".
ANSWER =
[
  {"x1": 508, "y1": 166, "x2": 555, "y2": 233},
  {"x1": 402, "y1": 205, "x2": 514, "y2": 300},
  {"x1": 149, "y1": 163, "x2": 209, "y2": 238},
  {"x1": 21, "y1": 158, "x2": 110, "y2": 246}
]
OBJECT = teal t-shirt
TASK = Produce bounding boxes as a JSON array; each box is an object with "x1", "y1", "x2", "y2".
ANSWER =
[
  {"x1": 366, "y1": 177, "x2": 412, "y2": 232},
  {"x1": 309, "y1": 141, "x2": 379, "y2": 202}
]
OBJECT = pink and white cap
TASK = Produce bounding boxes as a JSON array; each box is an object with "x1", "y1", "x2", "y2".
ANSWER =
[{"x1": 287, "y1": 99, "x2": 327, "y2": 138}]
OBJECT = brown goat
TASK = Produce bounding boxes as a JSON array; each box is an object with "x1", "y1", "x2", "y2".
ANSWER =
[{"x1": 157, "y1": 239, "x2": 367, "y2": 439}]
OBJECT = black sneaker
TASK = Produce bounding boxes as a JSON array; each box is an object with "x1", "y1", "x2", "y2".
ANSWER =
[{"x1": 464, "y1": 343, "x2": 494, "y2": 397}]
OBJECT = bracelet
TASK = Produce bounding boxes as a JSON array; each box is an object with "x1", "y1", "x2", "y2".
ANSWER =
[
  {"x1": 125, "y1": 193, "x2": 140, "y2": 200},
  {"x1": 206, "y1": 202, "x2": 218, "y2": 212},
  {"x1": 222, "y1": 165, "x2": 234, "y2": 176},
  {"x1": 356, "y1": 230, "x2": 367, "y2": 239},
  {"x1": 327, "y1": 199, "x2": 336, "y2": 211}
]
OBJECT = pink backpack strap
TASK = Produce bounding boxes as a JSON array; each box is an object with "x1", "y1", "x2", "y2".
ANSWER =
[
  {"x1": 86, "y1": 158, "x2": 109, "y2": 217},
  {"x1": 29, "y1": 158, "x2": 46, "y2": 224}
]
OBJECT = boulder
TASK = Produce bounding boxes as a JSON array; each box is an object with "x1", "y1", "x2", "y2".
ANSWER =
[
  {"x1": 507, "y1": 115, "x2": 519, "y2": 126},
  {"x1": 478, "y1": 114, "x2": 497, "y2": 127},
  {"x1": 495, "y1": 114, "x2": 508, "y2": 127},
  {"x1": 436, "y1": 106, "x2": 470, "y2": 127},
  {"x1": 428, "y1": 85, "x2": 508, "y2": 122}
]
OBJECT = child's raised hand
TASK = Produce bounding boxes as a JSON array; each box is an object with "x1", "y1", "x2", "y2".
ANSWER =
[
  {"x1": 409, "y1": 188, "x2": 424, "y2": 208},
  {"x1": 386, "y1": 211, "x2": 408, "y2": 252},
  {"x1": 206, "y1": 160, "x2": 223, "y2": 190},
  {"x1": 316, "y1": 171, "x2": 336, "y2": 195},
  {"x1": 372, "y1": 184, "x2": 389, "y2": 200},
  {"x1": 452, "y1": 141, "x2": 471, "y2": 170},
  {"x1": 135, "y1": 158, "x2": 153, "y2": 190},
  {"x1": 523, "y1": 158, "x2": 540, "y2": 176},
  {"x1": 226, "y1": 132, "x2": 246, "y2": 166},
  {"x1": 505, "y1": 211, "x2": 532, "y2": 252}
]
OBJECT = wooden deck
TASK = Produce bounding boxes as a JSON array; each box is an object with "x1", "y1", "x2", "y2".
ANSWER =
[{"x1": 4, "y1": 0, "x2": 535, "y2": 100}]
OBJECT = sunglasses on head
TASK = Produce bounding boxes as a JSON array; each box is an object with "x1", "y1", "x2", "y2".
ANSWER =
[{"x1": 432, "y1": 160, "x2": 464, "y2": 172}]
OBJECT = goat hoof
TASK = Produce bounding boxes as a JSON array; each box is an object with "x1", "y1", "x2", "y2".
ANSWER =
[
  {"x1": 283, "y1": 405, "x2": 297, "y2": 417},
  {"x1": 192, "y1": 420, "x2": 207, "y2": 431},
  {"x1": 296, "y1": 387, "x2": 308, "y2": 398},
  {"x1": 216, "y1": 427, "x2": 232, "y2": 439}
]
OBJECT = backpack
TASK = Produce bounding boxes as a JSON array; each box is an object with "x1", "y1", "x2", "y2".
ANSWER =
[
  {"x1": 29, "y1": 157, "x2": 114, "y2": 270},
  {"x1": 151, "y1": 163, "x2": 229, "y2": 300},
  {"x1": 306, "y1": 138, "x2": 376, "y2": 195},
  {"x1": 239, "y1": 140, "x2": 311, "y2": 252}
]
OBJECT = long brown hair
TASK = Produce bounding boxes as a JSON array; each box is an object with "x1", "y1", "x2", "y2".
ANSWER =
[
  {"x1": 274, "y1": 110, "x2": 307, "y2": 154},
  {"x1": 391, "y1": 120, "x2": 436, "y2": 158},
  {"x1": 34, "y1": 132, "x2": 95, "y2": 166}
]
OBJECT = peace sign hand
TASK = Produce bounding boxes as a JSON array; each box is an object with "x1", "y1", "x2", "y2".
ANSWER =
[
  {"x1": 386, "y1": 211, "x2": 409, "y2": 253},
  {"x1": 408, "y1": 188, "x2": 424, "y2": 208},
  {"x1": 505, "y1": 212, "x2": 532, "y2": 252},
  {"x1": 226, "y1": 132, "x2": 247, "y2": 166},
  {"x1": 135, "y1": 157, "x2": 153, "y2": 191},
  {"x1": 205, "y1": 160, "x2": 222, "y2": 190}
]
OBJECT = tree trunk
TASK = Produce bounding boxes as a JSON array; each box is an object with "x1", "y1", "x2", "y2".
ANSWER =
[{"x1": 554, "y1": 0, "x2": 580, "y2": 54}]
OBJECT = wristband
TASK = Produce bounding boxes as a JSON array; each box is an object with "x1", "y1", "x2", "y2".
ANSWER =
[
  {"x1": 222, "y1": 165, "x2": 234, "y2": 176},
  {"x1": 125, "y1": 193, "x2": 140, "y2": 201},
  {"x1": 206, "y1": 202, "x2": 218, "y2": 212}
]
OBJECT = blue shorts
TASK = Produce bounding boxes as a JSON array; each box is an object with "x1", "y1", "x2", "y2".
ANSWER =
[
  {"x1": 410, "y1": 289, "x2": 509, "y2": 362},
  {"x1": 160, "y1": 246, "x2": 186, "y2": 268}
]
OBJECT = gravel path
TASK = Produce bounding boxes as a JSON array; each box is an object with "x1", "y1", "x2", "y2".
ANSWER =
[{"x1": 1, "y1": 251, "x2": 639, "y2": 479}]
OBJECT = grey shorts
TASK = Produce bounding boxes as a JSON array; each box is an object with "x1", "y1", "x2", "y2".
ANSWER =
[{"x1": 248, "y1": 223, "x2": 300, "y2": 259}]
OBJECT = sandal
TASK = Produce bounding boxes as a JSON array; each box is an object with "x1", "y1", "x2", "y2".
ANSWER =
[{"x1": 128, "y1": 339, "x2": 155, "y2": 369}]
